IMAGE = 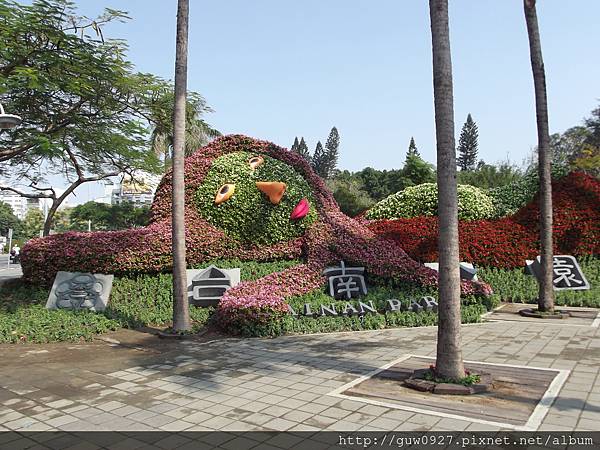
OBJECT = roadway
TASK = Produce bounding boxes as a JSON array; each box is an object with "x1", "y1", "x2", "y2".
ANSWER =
[{"x1": 0, "y1": 254, "x2": 23, "y2": 283}]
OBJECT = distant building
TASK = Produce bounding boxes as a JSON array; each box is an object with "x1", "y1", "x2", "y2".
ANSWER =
[
  {"x1": 97, "y1": 173, "x2": 161, "y2": 207},
  {"x1": 0, "y1": 190, "x2": 28, "y2": 220},
  {"x1": 0, "y1": 189, "x2": 69, "y2": 220}
]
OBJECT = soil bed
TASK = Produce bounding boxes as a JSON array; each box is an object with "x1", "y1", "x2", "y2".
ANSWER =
[{"x1": 342, "y1": 355, "x2": 561, "y2": 427}]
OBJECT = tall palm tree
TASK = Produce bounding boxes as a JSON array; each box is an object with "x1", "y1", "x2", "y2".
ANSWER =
[
  {"x1": 524, "y1": 0, "x2": 554, "y2": 313},
  {"x1": 429, "y1": 0, "x2": 465, "y2": 380},
  {"x1": 150, "y1": 92, "x2": 220, "y2": 171},
  {"x1": 172, "y1": 0, "x2": 191, "y2": 332}
]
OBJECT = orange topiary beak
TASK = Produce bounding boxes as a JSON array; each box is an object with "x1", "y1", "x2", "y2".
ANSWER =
[{"x1": 256, "y1": 181, "x2": 287, "y2": 205}]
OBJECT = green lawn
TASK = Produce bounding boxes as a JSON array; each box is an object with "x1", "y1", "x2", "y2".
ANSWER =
[{"x1": 0, "y1": 259, "x2": 300, "y2": 344}]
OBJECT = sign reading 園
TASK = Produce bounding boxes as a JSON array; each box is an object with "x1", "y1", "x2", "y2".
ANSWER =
[{"x1": 526, "y1": 255, "x2": 590, "y2": 291}]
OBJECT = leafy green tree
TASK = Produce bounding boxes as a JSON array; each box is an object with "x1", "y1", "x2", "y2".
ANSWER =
[
  {"x1": 572, "y1": 144, "x2": 600, "y2": 176},
  {"x1": 577, "y1": 107, "x2": 600, "y2": 176},
  {"x1": 541, "y1": 107, "x2": 600, "y2": 178},
  {"x1": 327, "y1": 176, "x2": 375, "y2": 217},
  {"x1": 457, "y1": 161, "x2": 523, "y2": 189},
  {"x1": 323, "y1": 126, "x2": 340, "y2": 179},
  {"x1": 0, "y1": 201, "x2": 20, "y2": 238},
  {"x1": 51, "y1": 208, "x2": 72, "y2": 233},
  {"x1": 549, "y1": 126, "x2": 590, "y2": 168},
  {"x1": 356, "y1": 167, "x2": 390, "y2": 200},
  {"x1": 584, "y1": 106, "x2": 600, "y2": 149},
  {"x1": 383, "y1": 169, "x2": 406, "y2": 195},
  {"x1": 69, "y1": 201, "x2": 150, "y2": 231},
  {"x1": 20, "y1": 208, "x2": 43, "y2": 240},
  {"x1": 402, "y1": 154, "x2": 436, "y2": 187},
  {"x1": 407, "y1": 136, "x2": 420, "y2": 157},
  {"x1": 457, "y1": 113, "x2": 479, "y2": 171},
  {"x1": 0, "y1": 0, "x2": 203, "y2": 235},
  {"x1": 69, "y1": 202, "x2": 110, "y2": 231},
  {"x1": 311, "y1": 141, "x2": 327, "y2": 178}
]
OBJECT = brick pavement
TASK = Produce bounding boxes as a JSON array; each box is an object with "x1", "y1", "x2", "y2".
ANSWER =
[{"x1": 0, "y1": 319, "x2": 599, "y2": 435}]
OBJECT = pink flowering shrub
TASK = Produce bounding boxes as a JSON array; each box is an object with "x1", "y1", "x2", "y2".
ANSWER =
[
  {"x1": 217, "y1": 263, "x2": 325, "y2": 335},
  {"x1": 21, "y1": 135, "x2": 493, "y2": 335}
]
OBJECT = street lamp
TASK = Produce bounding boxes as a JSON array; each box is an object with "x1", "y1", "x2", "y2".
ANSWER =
[{"x1": 0, "y1": 103, "x2": 21, "y2": 129}]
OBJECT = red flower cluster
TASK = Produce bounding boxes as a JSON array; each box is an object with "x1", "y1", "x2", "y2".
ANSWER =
[{"x1": 367, "y1": 172, "x2": 600, "y2": 269}]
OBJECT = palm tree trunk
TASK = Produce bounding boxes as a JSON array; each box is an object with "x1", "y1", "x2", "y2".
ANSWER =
[
  {"x1": 429, "y1": 0, "x2": 465, "y2": 380},
  {"x1": 524, "y1": 0, "x2": 554, "y2": 313},
  {"x1": 172, "y1": 0, "x2": 191, "y2": 331}
]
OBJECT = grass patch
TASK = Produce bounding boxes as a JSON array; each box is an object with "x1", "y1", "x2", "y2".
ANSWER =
[
  {"x1": 9, "y1": 254, "x2": 567, "y2": 343},
  {"x1": 0, "y1": 280, "x2": 121, "y2": 344},
  {"x1": 479, "y1": 256, "x2": 600, "y2": 307},
  {"x1": 0, "y1": 259, "x2": 302, "y2": 344}
]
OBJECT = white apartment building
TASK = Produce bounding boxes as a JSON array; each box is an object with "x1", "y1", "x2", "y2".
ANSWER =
[
  {"x1": 0, "y1": 190, "x2": 68, "y2": 220},
  {"x1": 0, "y1": 190, "x2": 28, "y2": 219}
]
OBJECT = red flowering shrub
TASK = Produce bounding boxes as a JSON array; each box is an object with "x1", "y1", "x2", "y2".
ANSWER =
[
  {"x1": 513, "y1": 172, "x2": 600, "y2": 256},
  {"x1": 368, "y1": 172, "x2": 600, "y2": 269}
]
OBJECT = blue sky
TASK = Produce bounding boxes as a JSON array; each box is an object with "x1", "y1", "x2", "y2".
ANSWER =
[{"x1": 45, "y1": 1, "x2": 600, "y2": 201}]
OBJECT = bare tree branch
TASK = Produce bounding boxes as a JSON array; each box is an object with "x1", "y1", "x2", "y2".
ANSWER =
[{"x1": 0, "y1": 185, "x2": 54, "y2": 199}]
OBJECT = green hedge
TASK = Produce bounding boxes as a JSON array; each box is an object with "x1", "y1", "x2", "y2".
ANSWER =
[
  {"x1": 106, "y1": 259, "x2": 302, "y2": 328},
  {"x1": 0, "y1": 281, "x2": 121, "y2": 343},
  {"x1": 488, "y1": 165, "x2": 570, "y2": 218},
  {"x1": 0, "y1": 259, "x2": 302, "y2": 344},
  {"x1": 11, "y1": 255, "x2": 568, "y2": 343},
  {"x1": 366, "y1": 183, "x2": 495, "y2": 221},
  {"x1": 478, "y1": 256, "x2": 600, "y2": 307}
]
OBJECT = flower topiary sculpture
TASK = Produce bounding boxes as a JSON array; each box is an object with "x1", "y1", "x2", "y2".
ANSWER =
[{"x1": 21, "y1": 135, "x2": 492, "y2": 332}]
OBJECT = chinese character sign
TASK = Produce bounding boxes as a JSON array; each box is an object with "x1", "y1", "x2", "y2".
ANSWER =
[
  {"x1": 323, "y1": 261, "x2": 367, "y2": 299},
  {"x1": 526, "y1": 255, "x2": 590, "y2": 291},
  {"x1": 552, "y1": 255, "x2": 590, "y2": 290},
  {"x1": 46, "y1": 272, "x2": 114, "y2": 312}
]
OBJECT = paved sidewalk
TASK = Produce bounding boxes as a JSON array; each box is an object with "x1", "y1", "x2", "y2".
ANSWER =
[{"x1": 0, "y1": 319, "x2": 599, "y2": 434}]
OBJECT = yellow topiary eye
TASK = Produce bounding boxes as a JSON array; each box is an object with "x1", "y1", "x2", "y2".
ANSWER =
[
  {"x1": 248, "y1": 156, "x2": 264, "y2": 170},
  {"x1": 215, "y1": 183, "x2": 235, "y2": 204}
]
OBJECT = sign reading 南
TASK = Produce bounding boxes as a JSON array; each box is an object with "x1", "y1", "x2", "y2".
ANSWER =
[{"x1": 287, "y1": 297, "x2": 438, "y2": 318}]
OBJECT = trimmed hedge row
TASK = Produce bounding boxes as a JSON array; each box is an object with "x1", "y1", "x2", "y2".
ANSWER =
[
  {"x1": 478, "y1": 256, "x2": 600, "y2": 307},
  {"x1": 366, "y1": 183, "x2": 495, "y2": 221}
]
